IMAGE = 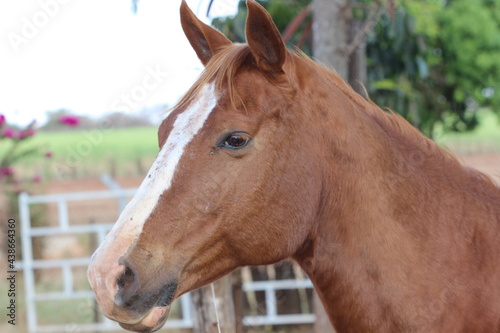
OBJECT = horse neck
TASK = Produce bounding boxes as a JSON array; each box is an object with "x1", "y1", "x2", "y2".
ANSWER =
[{"x1": 292, "y1": 77, "x2": 500, "y2": 329}]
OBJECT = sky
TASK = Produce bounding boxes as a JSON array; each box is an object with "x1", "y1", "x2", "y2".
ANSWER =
[{"x1": 0, "y1": 0, "x2": 238, "y2": 126}]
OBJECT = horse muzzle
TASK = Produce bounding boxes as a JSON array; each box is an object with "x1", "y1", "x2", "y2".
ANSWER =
[
  {"x1": 87, "y1": 248, "x2": 178, "y2": 332},
  {"x1": 117, "y1": 305, "x2": 171, "y2": 332}
]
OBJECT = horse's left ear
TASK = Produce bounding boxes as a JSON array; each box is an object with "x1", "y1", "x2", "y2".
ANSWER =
[
  {"x1": 180, "y1": 0, "x2": 232, "y2": 66},
  {"x1": 245, "y1": 0, "x2": 287, "y2": 72}
]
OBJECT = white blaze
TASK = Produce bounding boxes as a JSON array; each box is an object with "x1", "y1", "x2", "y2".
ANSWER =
[{"x1": 95, "y1": 82, "x2": 217, "y2": 256}]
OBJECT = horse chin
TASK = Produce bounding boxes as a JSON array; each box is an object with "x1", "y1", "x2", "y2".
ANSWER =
[{"x1": 118, "y1": 306, "x2": 171, "y2": 333}]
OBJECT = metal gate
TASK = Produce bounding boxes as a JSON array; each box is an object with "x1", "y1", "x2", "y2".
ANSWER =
[
  {"x1": 17, "y1": 188, "x2": 315, "y2": 333},
  {"x1": 17, "y1": 189, "x2": 193, "y2": 333}
]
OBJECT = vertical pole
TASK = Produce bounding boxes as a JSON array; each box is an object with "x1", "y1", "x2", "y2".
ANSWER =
[
  {"x1": 231, "y1": 269, "x2": 244, "y2": 333},
  {"x1": 312, "y1": 0, "x2": 350, "y2": 80},
  {"x1": 19, "y1": 192, "x2": 37, "y2": 333},
  {"x1": 99, "y1": 173, "x2": 127, "y2": 213},
  {"x1": 58, "y1": 198, "x2": 69, "y2": 230},
  {"x1": 348, "y1": 18, "x2": 367, "y2": 96},
  {"x1": 314, "y1": 291, "x2": 336, "y2": 333},
  {"x1": 62, "y1": 263, "x2": 73, "y2": 296},
  {"x1": 88, "y1": 218, "x2": 100, "y2": 326},
  {"x1": 215, "y1": 275, "x2": 236, "y2": 332},
  {"x1": 191, "y1": 285, "x2": 216, "y2": 333},
  {"x1": 265, "y1": 285, "x2": 277, "y2": 320},
  {"x1": 191, "y1": 275, "x2": 236, "y2": 333},
  {"x1": 181, "y1": 293, "x2": 193, "y2": 327}
]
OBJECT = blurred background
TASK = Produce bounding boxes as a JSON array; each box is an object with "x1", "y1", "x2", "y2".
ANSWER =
[{"x1": 1, "y1": 0, "x2": 499, "y2": 332}]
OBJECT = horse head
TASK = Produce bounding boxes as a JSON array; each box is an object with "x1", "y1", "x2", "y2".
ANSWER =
[{"x1": 88, "y1": 1, "x2": 324, "y2": 331}]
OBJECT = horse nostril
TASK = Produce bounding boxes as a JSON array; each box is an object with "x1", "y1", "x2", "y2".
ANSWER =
[
  {"x1": 114, "y1": 263, "x2": 142, "y2": 308},
  {"x1": 117, "y1": 266, "x2": 135, "y2": 291}
]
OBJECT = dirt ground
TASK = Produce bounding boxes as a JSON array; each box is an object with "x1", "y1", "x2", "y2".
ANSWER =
[
  {"x1": 43, "y1": 152, "x2": 500, "y2": 194},
  {"x1": 458, "y1": 153, "x2": 500, "y2": 183},
  {"x1": 33, "y1": 152, "x2": 500, "y2": 230}
]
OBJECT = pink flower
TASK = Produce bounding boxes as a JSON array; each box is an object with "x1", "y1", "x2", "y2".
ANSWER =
[
  {"x1": 0, "y1": 114, "x2": 5, "y2": 127},
  {"x1": 19, "y1": 128, "x2": 35, "y2": 139},
  {"x1": 0, "y1": 167, "x2": 14, "y2": 176},
  {"x1": 33, "y1": 174, "x2": 42, "y2": 183},
  {"x1": 45, "y1": 151, "x2": 53, "y2": 158},
  {"x1": 3, "y1": 127, "x2": 16, "y2": 138},
  {"x1": 59, "y1": 115, "x2": 80, "y2": 127}
]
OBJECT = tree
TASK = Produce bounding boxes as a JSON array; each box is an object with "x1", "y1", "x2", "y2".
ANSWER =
[
  {"x1": 379, "y1": 0, "x2": 500, "y2": 135},
  {"x1": 366, "y1": 4, "x2": 432, "y2": 132},
  {"x1": 430, "y1": 0, "x2": 500, "y2": 132},
  {"x1": 212, "y1": 0, "x2": 312, "y2": 51},
  {"x1": 312, "y1": 0, "x2": 350, "y2": 80}
]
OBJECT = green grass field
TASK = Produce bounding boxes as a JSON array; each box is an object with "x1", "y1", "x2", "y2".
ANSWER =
[
  {"x1": 3, "y1": 109, "x2": 499, "y2": 181},
  {"x1": 3, "y1": 127, "x2": 159, "y2": 180}
]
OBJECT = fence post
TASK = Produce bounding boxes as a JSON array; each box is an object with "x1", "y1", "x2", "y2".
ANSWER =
[
  {"x1": 19, "y1": 192, "x2": 37, "y2": 333},
  {"x1": 231, "y1": 269, "x2": 245, "y2": 333},
  {"x1": 191, "y1": 275, "x2": 236, "y2": 333},
  {"x1": 99, "y1": 173, "x2": 128, "y2": 213},
  {"x1": 314, "y1": 291, "x2": 336, "y2": 333}
]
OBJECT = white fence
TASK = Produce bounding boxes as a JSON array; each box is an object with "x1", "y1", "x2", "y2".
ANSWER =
[{"x1": 17, "y1": 187, "x2": 315, "y2": 333}]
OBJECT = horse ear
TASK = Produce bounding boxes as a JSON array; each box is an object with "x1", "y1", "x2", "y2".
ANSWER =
[
  {"x1": 245, "y1": 0, "x2": 287, "y2": 72},
  {"x1": 180, "y1": 0, "x2": 231, "y2": 66}
]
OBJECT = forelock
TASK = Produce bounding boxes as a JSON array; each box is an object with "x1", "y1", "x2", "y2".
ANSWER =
[
  {"x1": 174, "y1": 44, "x2": 252, "y2": 111},
  {"x1": 172, "y1": 43, "x2": 297, "y2": 114}
]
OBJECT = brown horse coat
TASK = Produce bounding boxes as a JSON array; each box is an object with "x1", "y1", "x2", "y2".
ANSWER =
[{"x1": 88, "y1": 1, "x2": 500, "y2": 332}]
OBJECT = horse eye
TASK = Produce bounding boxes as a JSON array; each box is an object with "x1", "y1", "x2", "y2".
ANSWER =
[{"x1": 220, "y1": 133, "x2": 251, "y2": 149}]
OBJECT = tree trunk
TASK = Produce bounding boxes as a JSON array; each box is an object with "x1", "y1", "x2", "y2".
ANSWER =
[
  {"x1": 348, "y1": 18, "x2": 367, "y2": 96},
  {"x1": 312, "y1": 0, "x2": 351, "y2": 80},
  {"x1": 191, "y1": 275, "x2": 236, "y2": 333},
  {"x1": 231, "y1": 269, "x2": 245, "y2": 333}
]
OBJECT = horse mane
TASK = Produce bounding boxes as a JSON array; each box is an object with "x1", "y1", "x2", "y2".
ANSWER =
[{"x1": 173, "y1": 43, "x2": 499, "y2": 192}]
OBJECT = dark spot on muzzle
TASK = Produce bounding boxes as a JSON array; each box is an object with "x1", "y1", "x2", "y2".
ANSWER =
[
  {"x1": 156, "y1": 282, "x2": 177, "y2": 307},
  {"x1": 113, "y1": 279, "x2": 178, "y2": 315}
]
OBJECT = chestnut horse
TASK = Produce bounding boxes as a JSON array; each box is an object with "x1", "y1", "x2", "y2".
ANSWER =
[{"x1": 88, "y1": 1, "x2": 500, "y2": 332}]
